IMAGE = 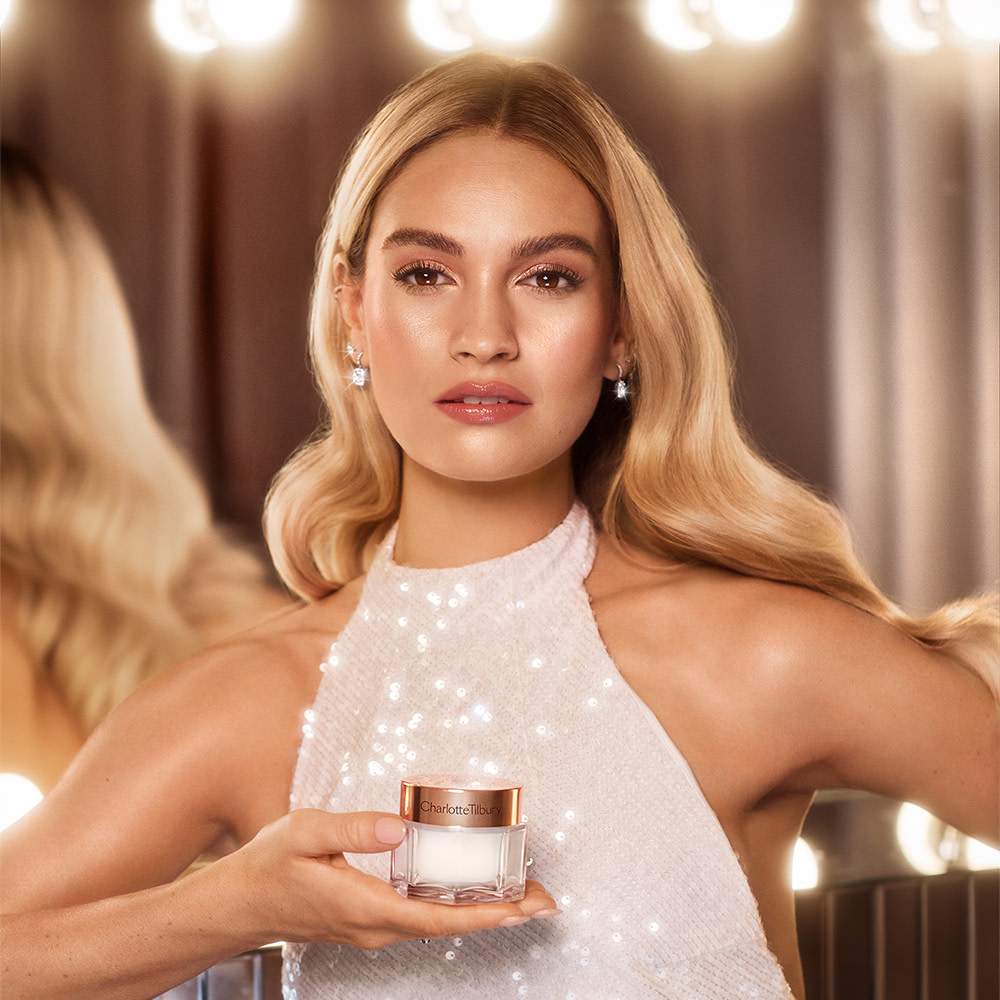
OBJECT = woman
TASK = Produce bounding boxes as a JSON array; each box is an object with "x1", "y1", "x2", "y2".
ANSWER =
[
  {"x1": 0, "y1": 145, "x2": 289, "y2": 797},
  {"x1": 1, "y1": 55, "x2": 995, "y2": 1000}
]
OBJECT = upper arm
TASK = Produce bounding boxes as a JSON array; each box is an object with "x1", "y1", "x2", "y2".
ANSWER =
[
  {"x1": 769, "y1": 593, "x2": 999, "y2": 844},
  {"x1": 0, "y1": 637, "x2": 307, "y2": 913}
]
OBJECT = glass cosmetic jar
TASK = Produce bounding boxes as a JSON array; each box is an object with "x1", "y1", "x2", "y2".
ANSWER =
[{"x1": 390, "y1": 774, "x2": 527, "y2": 904}]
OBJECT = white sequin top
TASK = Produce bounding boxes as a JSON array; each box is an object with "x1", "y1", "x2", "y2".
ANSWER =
[{"x1": 284, "y1": 502, "x2": 794, "y2": 999}]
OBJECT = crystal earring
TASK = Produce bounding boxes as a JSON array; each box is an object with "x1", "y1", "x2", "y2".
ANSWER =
[
  {"x1": 346, "y1": 345, "x2": 369, "y2": 389},
  {"x1": 351, "y1": 351, "x2": 369, "y2": 389},
  {"x1": 613, "y1": 363, "x2": 630, "y2": 401}
]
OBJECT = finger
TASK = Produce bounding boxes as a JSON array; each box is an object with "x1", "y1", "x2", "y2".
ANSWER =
[
  {"x1": 512, "y1": 879, "x2": 560, "y2": 918},
  {"x1": 287, "y1": 809, "x2": 406, "y2": 857}
]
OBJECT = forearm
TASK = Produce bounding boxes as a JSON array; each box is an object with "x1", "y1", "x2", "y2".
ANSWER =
[{"x1": 0, "y1": 862, "x2": 269, "y2": 1000}]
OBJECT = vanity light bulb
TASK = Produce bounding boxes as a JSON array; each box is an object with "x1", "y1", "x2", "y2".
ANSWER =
[
  {"x1": 645, "y1": 0, "x2": 712, "y2": 51},
  {"x1": 712, "y1": 0, "x2": 795, "y2": 42},
  {"x1": 946, "y1": 0, "x2": 1000, "y2": 45},
  {"x1": 0, "y1": 773, "x2": 43, "y2": 833},
  {"x1": 207, "y1": 0, "x2": 296, "y2": 45},
  {"x1": 791, "y1": 838, "x2": 819, "y2": 890},
  {"x1": 407, "y1": 0, "x2": 474, "y2": 52},
  {"x1": 467, "y1": 0, "x2": 556, "y2": 43},
  {"x1": 152, "y1": 0, "x2": 217, "y2": 53},
  {"x1": 876, "y1": 0, "x2": 941, "y2": 51}
]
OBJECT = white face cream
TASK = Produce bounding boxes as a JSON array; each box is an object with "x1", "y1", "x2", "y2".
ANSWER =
[{"x1": 389, "y1": 774, "x2": 527, "y2": 904}]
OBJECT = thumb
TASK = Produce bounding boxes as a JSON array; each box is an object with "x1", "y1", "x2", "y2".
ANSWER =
[{"x1": 289, "y1": 809, "x2": 406, "y2": 858}]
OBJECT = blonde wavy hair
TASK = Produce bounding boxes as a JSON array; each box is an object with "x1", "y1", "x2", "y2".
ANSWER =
[
  {"x1": 264, "y1": 54, "x2": 997, "y2": 695},
  {"x1": 1, "y1": 145, "x2": 281, "y2": 733}
]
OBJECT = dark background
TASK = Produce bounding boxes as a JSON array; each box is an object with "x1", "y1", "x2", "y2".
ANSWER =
[{"x1": 1, "y1": 0, "x2": 835, "y2": 539}]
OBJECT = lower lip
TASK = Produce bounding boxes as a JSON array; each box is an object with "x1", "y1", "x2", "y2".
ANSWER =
[{"x1": 435, "y1": 401, "x2": 529, "y2": 425}]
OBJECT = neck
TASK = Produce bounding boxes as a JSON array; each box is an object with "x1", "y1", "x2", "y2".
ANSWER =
[{"x1": 394, "y1": 461, "x2": 576, "y2": 568}]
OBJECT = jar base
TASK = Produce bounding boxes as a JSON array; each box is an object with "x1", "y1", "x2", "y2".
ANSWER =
[{"x1": 391, "y1": 880, "x2": 526, "y2": 905}]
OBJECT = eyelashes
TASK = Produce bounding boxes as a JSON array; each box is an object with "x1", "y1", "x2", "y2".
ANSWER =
[
  {"x1": 519, "y1": 264, "x2": 582, "y2": 291},
  {"x1": 392, "y1": 261, "x2": 448, "y2": 287},
  {"x1": 391, "y1": 261, "x2": 583, "y2": 291}
]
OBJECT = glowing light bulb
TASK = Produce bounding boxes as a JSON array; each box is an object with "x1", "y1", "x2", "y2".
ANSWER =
[
  {"x1": 947, "y1": 0, "x2": 1000, "y2": 44},
  {"x1": 966, "y1": 836, "x2": 1000, "y2": 871},
  {"x1": 0, "y1": 774, "x2": 43, "y2": 832},
  {"x1": 646, "y1": 0, "x2": 712, "y2": 51},
  {"x1": 792, "y1": 837, "x2": 819, "y2": 890},
  {"x1": 408, "y1": 0, "x2": 474, "y2": 52},
  {"x1": 152, "y1": 0, "x2": 217, "y2": 54},
  {"x1": 208, "y1": 0, "x2": 296, "y2": 46},
  {"x1": 896, "y1": 803, "x2": 947, "y2": 874},
  {"x1": 467, "y1": 0, "x2": 556, "y2": 43},
  {"x1": 876, "y1": 0, "x2": 940, "y2": 51},
  {"x1": 712, "y1": 0, "x2": 796, "y2": 42}
]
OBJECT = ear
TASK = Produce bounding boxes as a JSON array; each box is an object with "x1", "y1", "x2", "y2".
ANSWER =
[
  {"x1": 332, "y1": 254, "x2": 366, "y2": 355},
  {"x1": 602, "y1": 307, "x2": 630, "y2": 381}
]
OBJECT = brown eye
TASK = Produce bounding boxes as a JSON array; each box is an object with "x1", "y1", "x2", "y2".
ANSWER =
[
  {"x1": 522, "y1": 267, "x2": 579, "y2": 290},
  {"x1": 534, "y1": 271, "x2": 561, "y2": 288},
  {"x1": 393, "y1": 263, "x2": 450, "y2": 287}
]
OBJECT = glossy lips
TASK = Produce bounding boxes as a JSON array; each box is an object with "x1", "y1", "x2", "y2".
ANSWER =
[{"x1": 435, "y1": 382, "x2": 530, "y2": 424}]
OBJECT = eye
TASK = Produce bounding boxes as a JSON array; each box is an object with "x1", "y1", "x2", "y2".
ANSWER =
[
  {"x1": 392, "y1": 262, "x2": 451, "y2": 287},
  {"x1": 520, "y1": 266, "x2": 581, "y2": 291}
]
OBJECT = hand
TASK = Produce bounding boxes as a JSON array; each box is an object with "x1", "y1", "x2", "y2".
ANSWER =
[{"x1": 220, "y1": 809, "x2": 559, "y2": 950}]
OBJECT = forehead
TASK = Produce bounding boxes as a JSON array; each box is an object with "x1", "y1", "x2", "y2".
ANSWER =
[{"x1": 368, "y1": 131, "x2": 609, "y2": 251}]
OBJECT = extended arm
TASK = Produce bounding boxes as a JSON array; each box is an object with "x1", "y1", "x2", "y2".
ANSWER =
[
  {"x1": 1, "y1": 809, "x2": 554, "y2": 1000},
  {"x1": 0, "y1": 632, "x2": 557, "y2": 1000}
]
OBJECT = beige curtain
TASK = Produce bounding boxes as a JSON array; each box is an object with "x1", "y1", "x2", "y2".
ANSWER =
[{"x1": 827, "y1": 16, "x2": 999, "y2": 614}]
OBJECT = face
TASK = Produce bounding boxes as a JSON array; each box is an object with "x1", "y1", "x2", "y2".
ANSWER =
[{"x1": 338, "y1": 131, "x2": 622, "y2": 492}]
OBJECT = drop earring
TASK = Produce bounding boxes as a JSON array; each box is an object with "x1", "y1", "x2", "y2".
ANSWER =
[
  {"x1": 346, "y1": 344, "x2": 369, "y2": 389},
  {"x1": 613, "y1": 363, "x2": 630, "y2": 401}
]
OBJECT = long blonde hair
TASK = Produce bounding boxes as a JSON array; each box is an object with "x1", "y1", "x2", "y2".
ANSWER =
[
  {"x1": 264, "y1": 54, "x2": 997, "y2": 694},
  {"x1": 1, "y1": 145, "x2": 281, "y2": 732}
]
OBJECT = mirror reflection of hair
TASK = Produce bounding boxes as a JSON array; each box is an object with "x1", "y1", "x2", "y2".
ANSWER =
[{"x1": 0, "y1": 143, "x2": 291, "y2": 805}]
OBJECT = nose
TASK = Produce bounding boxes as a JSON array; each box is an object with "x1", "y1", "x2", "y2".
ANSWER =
[{"x1": 449, "y1": 282, "x2": 518, "y2": 363}]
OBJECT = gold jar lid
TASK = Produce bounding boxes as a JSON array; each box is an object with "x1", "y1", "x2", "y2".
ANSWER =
[{"x1": 399, "y1": 774, "x2": 523, "y2": 828}]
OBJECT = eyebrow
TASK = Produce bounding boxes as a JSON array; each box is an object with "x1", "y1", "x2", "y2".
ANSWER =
[
  {"x1": 381, "y1": 227, "x2": 601, "y2": 264},
  {"x1": 382, "y1": 228, "x2": 463, "y2": 257}
]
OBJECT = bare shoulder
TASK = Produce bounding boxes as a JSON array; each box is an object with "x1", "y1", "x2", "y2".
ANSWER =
[
  {"x1": 0, "y1": 578, "x2": 366, "y2": 911},
  {"x1": 588, "y1": 530, "x2": 967, "y2": 704},
  {"x1": 586, "y1": 532, "x2": 855, "y2": 697},
  {"x1": 587, "y1": 535, "x2": 997, "y2": 831}
]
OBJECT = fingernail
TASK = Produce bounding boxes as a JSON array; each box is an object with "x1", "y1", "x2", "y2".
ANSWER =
[
  {"x1": 499, "y1": 915, "x2": 531, "y2": 927},
  {"x1": 375, "y1": 816, "x2": 406, "y2": 845},
  {"x1": 531, "y1": 908, "x2": 562, "y2": 919}
]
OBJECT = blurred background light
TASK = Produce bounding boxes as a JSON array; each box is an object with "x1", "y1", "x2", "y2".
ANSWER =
[
  {"x1": 946, "y1": 0, "x2": 1000, "y2": 45},
  {"x1": 646, "y1": 0, "x2": 796, "y2": 50},
  {"x1": 208, "y1": 0, "x2": 296, "y2": 46},
  {"x1": 712, "y1": 0, "x2": 796, "y2": 43},
  {"x1": 876, "y1": 0, "x2": 942, "y2": 50},
  {"x1": 407, "y1": 0, "x2": 555, "y2": 52},
  {"x1": 467, "y1": 0, "x2": 556, "y2": 43},
  {"x1": 875, "y1": 0, "x2": 999, "y2": 51},
  {"x1": 0, "y1": 0, "x2": 13, "y2": 31},
  {"x1": 0, "y1": 774, "x2": 43, "y2": 833},
  {"x1": 153, "y1": 0, "x2": 296, "y2": 54},
  {"x1": 407, "y1": 0, "x2": 474, "y2": 51},
  {"x1": 896, "y1": 802, "x2": 1000, "y2": 875},
  {"x1": 153, "y1": 0, "x2": 219, "y2": 53},
  {"x1": 792, "y1": 837, "x2": 819, "y2": 890},
  {"x1": 646, "y1": 0, "x2": 712, "y2": 51}
]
